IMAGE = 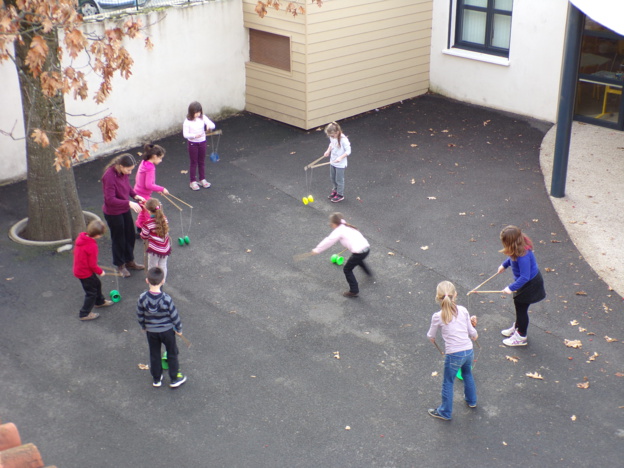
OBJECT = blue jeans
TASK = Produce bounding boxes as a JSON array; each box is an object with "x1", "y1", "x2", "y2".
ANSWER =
[
  {"x1": 330, "y1": 165, "x2": 345, "y2": 196},
  {"x1": 437, "y1": 349, "x2": 477, "y2": 419}
]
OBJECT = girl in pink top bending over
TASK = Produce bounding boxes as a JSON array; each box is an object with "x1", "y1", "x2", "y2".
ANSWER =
[
  {"x1": 308, "y1": 212, "x2": 371, "y2": 298},
  {"x1": 134, "y1": 144, "x2": 169, "y2": 231},
  {"x1": 426, "y1": 281, "x2": 478, "y2": 421}
]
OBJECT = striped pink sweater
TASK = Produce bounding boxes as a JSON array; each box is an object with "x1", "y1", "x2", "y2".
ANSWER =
[{"x1": 140, "y1": 218, "x2": 171, "y2": 257}]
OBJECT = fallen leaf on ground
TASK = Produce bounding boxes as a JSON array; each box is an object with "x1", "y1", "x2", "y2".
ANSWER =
[
  {"x1": 246, "y1": 249, "x2": 252, "y2": 253},
  {"x1": 345, "y1": 426, "x2": 351, "y2": 430},
  {"x1": 483, "y1": 120, "x2": 491, "y2": 126},
  {"x1": 575, "y1": 291, "x2": 587, "y2": 296},
  {"x1": 506, "y1": 355, "x2": 519, "y2": 363},
  {"x1": 420, "y1": 246, "x2": 429, "y2": 250},
  {"x1": 577, "y1": 380, "x2": 590, "y2": 389},
  {"x1": 410, "y1": 144, "x2": 418, "y2": 147},
  {"x1": 138, "y1": 363, "x2": 149, "y2": 370},
  {"x1": 615, "y1": 372, "x2": 624, "y2": 377},
  {"x1": 571, "y1": 415, "x2": 577, "y2": 421},
  {"x1": 411, "y1": 178, "x2": 415, "y2": 184},
  {"x1": 502, "y1": 441, "x2": 507, "y2": 446},
  {"x1": 544, "y1": 267, "x2": 555, "y2": 272},
  {"x1": 588, "y1": 352, "x2": 599, "y2": 362},
  {"x1": 431, "y1": 371, "x2": 438, "y2": 377},
  {"x1": 427, "y1": 196, "x2": 436, "y2": 200},
  {"x1": 6, "y1": 278, "x2": 13, "y2": 281},
  {"x1": 532, "y1": 219, "x2": 539, "y2": 222},
  {"x1": 407, "y1": 131, "x2": 417, "y2": 134},
  {"x1": 564, "y1": 339, "x2": 583, "y2": 348},
  {"x1": 180, "y1": 170, "x2": 188, "y2": 174},
  {"x1": 570, "y1": 320, "x2": 579, "y2": 326},
  {"x1": 333, "y1": 351, "x2": 340, "y2": 359},
  {"x1": 459, "y1": 212, "x2": 466, "y2": 216},
  {"x1": 579, "y1": 327, "x2": 587, "y2": 332},
  {"x1": 526, "y1": 372, "x2": 544, "y2": 380},
  {"x1": 605, "y1": 336, "x2": 618, "y2": 343},
  {"x1": 290, "y1": 151, "x2": 296, "y2": 154},
  {"x1": 387, "y1": 252, "x2": 395, "y2": 256}
]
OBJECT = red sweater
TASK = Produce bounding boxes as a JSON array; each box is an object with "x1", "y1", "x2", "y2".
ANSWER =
[{"x1": 73, "y1": 232, "x2": 104, "y2": 279}]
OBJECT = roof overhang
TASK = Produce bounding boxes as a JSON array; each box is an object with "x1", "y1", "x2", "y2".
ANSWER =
[{"x1": 569, "y1": 0, "x2": 624, "y2": 36}]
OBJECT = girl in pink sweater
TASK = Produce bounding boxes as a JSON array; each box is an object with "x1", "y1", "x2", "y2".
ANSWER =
[
  {"x1": 134, "y1": 144, "x2": 169, "y2": 230},
  {"x1": 309, "y1": 212, "x2": 371, "y2": 298}
]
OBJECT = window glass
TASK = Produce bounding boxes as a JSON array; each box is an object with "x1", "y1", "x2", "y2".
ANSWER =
[
  {"x1": 494, "y1": 0, "x2": 513, "y2": 12},
  {"x1": 465, "y1": 0, "x2": 487, "y2": 7},
  {"x1": 462, "y1": 10, "x2": 487, "y2": 44},
  {"x1": 492, "y1": 14, "x2": 512, "y2": 49},
  {"x1": 249, "y1": 29, "x2": 291, "y2": 72}
]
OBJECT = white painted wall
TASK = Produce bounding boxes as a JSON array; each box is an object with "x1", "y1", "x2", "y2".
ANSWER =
[
  {"x1": 0, "y1": 0, "x2": 246, "y2": 184},
  {"x1": 429, "y1": 0, "x2": 569, "y2": 123}
]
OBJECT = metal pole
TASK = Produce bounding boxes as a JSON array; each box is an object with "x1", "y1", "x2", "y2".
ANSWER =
[{"x1": 551, "y1": 3, "x2": 584, "y2": 198}]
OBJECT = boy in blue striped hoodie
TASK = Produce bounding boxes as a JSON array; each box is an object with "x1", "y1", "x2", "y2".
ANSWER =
[{"x1": 137, "y1": 267, "x2": 187, "y2": 388}]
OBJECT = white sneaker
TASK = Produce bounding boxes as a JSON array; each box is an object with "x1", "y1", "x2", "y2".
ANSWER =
[
  {"x1": 503, "y1": 331, "x2": 527, "y2": 347},
  {"x1": 501, "y1": 322, "x2": 516, "y2": 337},
  {"x1": 200, "y1": 179, "x2": 211, "y2": 188}
]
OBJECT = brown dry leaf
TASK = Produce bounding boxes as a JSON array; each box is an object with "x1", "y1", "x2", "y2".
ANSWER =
[
  {"x1": 411, "y1": 178, "x2": 416, "y2": 184},
  {"x1": 138, "y1": 363, "x2": 149, "y2": 370},
  {"x1": 245, "y1": 249, "x2": 252, "y2": 253},
  {"x1": 506, "y1": 355, "x2": 519, "y2": 363},
  {"x1": 544, "y1": 267, "x2": 555, "y2": 272},
  {"x1": 576, "y1": 381, "x2": 590, "y2": 389},
  {"x1": 587, "y1": 332, "x2": 595, "y2": 336},
  {"x1": 615, "y1": 372, "x2": 624, "y2": 377},
  {"x1": 407, "y1": 131, "x2": 417, "y2": 134},
  {"x1": 575, "y1": 291, "x2": 587, "y2": 296},
  {"x1": 181, "y1": 170, "x2": 188, "y2": 174},
  {"x1": 458, "y1": 212, "x2": 466, "y2": 216},
  {"x1": 605, "y1": 336, "x2": 618, "y2": 343},
  {"x1": 431, "y1": 371, "x2": 438, "y2": 377},
  {"x1": 588, "y1": 352, "x2": 599, "y2": 362},
  {"x1": 579, "y1": 327, "x2": 587, "y2": 332},
  {"x1": 447, "y1": 143, "x2": 456, "y2": 147},
  {"x1": 483, "y1": 120, "x2": 491, "y2": 126},
  {"x1": 420, "y1": 246, "x2": 429, "y2": 250},
  {"x1": 564, "y1": 339, "x2": 583, "y2": 349},
  {"x1": 532, "y1": 219, "x2": 539, "y2": 222},
  {"x1": 526, "y1": 372, "x2": 544, "y2": 380},
  {"x1": 333, "y1": 351, "x2": 340, "y2": 360},
  {"x1": 571, "y1": 415, "x2": 577, "y2": 421},
  {"x1": 31, "y1": 128, "x2": 50, "y2": 147},
  {"x1": 387, "y1": 252, "x2": 395, "y2": 256},
  {"x1": 570, "y1": 320, "x2": 579, "y2": 326},
  {"x1": 410, "y1": 144, "x2": 418, "y2": 147}
]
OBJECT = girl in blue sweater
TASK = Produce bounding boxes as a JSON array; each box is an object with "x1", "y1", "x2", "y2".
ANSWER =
[{"x1": 498, "y1": 226, "x2": 546, "y2": 346}]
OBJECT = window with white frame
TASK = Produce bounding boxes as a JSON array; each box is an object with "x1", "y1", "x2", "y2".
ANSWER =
[{"x1": 454, "y1": 0, "x2": 513, "y2": 57}]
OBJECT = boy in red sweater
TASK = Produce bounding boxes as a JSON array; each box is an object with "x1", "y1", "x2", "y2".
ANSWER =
[{"x1": 73, "y1": 220, "x2": 114, "y2": 321}]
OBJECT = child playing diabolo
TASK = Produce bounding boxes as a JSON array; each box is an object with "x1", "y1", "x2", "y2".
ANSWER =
[
  {"x1": 73, "y1": 219, "x2": 113, "y2": 321},
  {"x1": 322, "y1": 121, "x2": 351, "y2": 203},
  {"x1": 140, "y1": 198, "x2": 171, "y2": 281},
  {"x1": 426, "y1": 281, "x2": 478, "y2": 421},
  {"x1": 307, "y1": 212, "x2": 371, "y2": 298},
  {"x1": 134, "y1": 143, "x2": 169, "y2": 232},
  {"x1": 497, "y1": 225, "x2": 546, "y2": 347},
  {"x1": 136, "y1": 267, "x2": 187, "y2": 388}
]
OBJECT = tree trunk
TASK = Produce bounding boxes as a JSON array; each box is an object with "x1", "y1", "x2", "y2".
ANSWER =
[{"x1": 13, "y1": 15, "x2": 85, "y2": 241}]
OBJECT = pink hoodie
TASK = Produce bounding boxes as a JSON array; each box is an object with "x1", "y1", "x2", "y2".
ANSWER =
[{"x1": 134, "y1": 160, "x2": 164, "y2": 199}]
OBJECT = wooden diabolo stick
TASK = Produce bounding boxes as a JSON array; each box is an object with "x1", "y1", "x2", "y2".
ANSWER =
[
  {"x1": 467, "y1": 271, "x2": 500, "y2": 295},
  {"x1": 161, "y1": 193, "x2": 183, "y2": 211},
  {"x1": 305, "y1": 155, "x2": 326, "y2": 170},
  {"x1": 166, "y1": 193, "x2": 193, "y2": 208},
  {"x1": 433, "y1": 341, "x2": 444, "y2": 355}
]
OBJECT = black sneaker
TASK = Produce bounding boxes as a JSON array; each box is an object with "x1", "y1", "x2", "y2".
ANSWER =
[
  {"x1": 328, "y1": 190, "x2": 337, "y2": 199},
  {"x1": 170, "y1": 373, "x2": 187, "y2": 388},
  {"x1": 428, "y1": 409, "x2": 451, "y2": 421},
  {"x1": 331, "y1": 194, "x2": 344, "y2": 203},
  {"x1": 153, "y1": 375, "x2": 163, "y2": 387}
]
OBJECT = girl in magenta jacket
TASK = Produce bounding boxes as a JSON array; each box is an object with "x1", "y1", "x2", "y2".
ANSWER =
[{"x1": 134, "y1": 144, "x2": 169, "y2": 230}]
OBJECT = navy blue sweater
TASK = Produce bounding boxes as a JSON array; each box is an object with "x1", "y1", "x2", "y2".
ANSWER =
[{"x1": 136, "y1": 291, "x2": 182, "y2": 333}]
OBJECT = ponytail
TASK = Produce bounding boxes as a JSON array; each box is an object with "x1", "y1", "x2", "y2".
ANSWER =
[
  {"x1": 145, "y1": 198, "x2": 168, "y2": 238},
  {"x1": 142, "y1": 143, "x2": 165, "y2": 161},
  {"x1": 103, "y1": 153, "x2": 135, "y2": 174},
  {"x1": 435, "y1": 281, "x2": 458, "y2": 325},
  {"x1": 329, "y1": 212, "x2": 358, "y2": 230}
]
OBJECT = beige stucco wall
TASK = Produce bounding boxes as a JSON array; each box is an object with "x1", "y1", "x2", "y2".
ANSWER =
[{"x1": 244, "y1": 0, "x2": 433, "y2": 130}]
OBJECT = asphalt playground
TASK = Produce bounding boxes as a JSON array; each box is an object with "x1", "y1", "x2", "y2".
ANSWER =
[{"x1": 0, "y1": 94, "x2": 621, "y2": 467}]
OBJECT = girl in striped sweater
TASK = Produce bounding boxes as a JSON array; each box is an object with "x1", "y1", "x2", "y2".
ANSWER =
[{"x1": 140, "y1": 198, "x2": 172, "y2": 280}]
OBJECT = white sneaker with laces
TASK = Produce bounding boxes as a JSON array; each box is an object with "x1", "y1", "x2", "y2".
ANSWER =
[
  {"x1": 501, "y1": 322, "x2": 516, "y2": 337},
  {"x1": 503, "y1": 330, "x2": 527, "y2": 347}
]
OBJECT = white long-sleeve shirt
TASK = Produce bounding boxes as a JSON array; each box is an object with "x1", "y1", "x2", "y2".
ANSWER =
[
  {"x1": 328, "y1": 135, "x2": 351, "y2": 169},
  {"x1": 313, "y1": 224, "x2": 369, "y2": 254},
  {"x1": 183, "y1": 114, "x2": 216, "y2": 143}
]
